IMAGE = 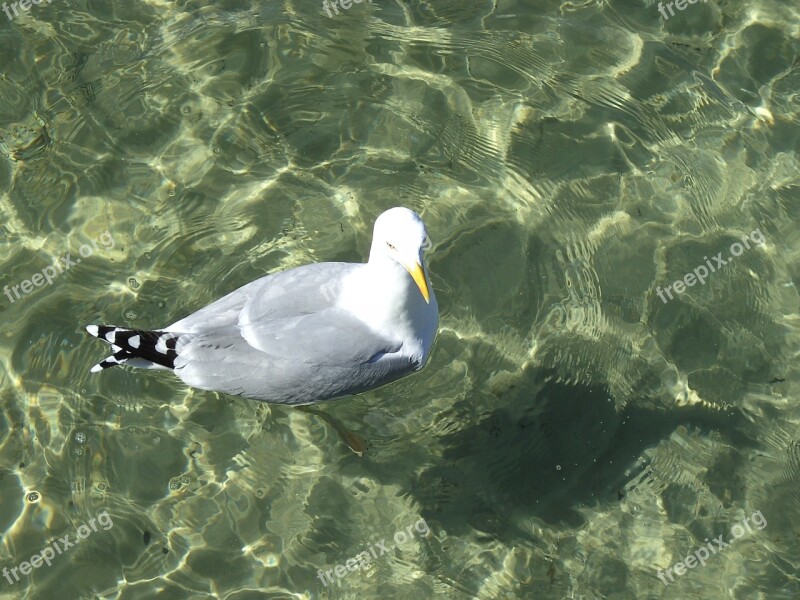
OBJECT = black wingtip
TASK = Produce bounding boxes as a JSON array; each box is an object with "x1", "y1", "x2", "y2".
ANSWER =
[{"x1": 86, "y1": 325, "x2": 181, "y2": 369}]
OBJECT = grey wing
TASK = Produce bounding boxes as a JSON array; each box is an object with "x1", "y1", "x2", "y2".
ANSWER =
[
  {"x1": 237, "y1": 261, "x2": 402, "y2": 366},
  {"x1": 164, "y1": 262, "x2": 411, "y2": 402},
  {"x1": 165, "y1": 278, "x2": 265, "y2": 333},
  {"x1": 173, "y1": 313, "x2": 409, "y2": 403},
  {"x1": 239, "y1": 261, "x2": 357, "y2": 321},
  {"x1": 165, "y1": 262, "x2": 354, "y2": 333},
  {"x1": 240, "y1": 307, "x2": 402, "y2": 366}
]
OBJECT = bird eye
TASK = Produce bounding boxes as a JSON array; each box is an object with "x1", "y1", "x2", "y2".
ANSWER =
[{"x1": 386, "y1": 242, "x2": 396, "y2": 250}]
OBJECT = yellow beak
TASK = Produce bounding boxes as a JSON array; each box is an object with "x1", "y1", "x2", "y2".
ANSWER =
[{"x1": 405, "y1": 261, "x2": 431, "y2": 304}]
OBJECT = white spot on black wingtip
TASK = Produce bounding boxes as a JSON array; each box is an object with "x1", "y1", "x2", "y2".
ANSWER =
[
  {"x1": 87, "y1": 326, "x2": 180, "y2": 370},
  {"x1": 89, "y1": 363, "x2": 104, "y2": 373}
]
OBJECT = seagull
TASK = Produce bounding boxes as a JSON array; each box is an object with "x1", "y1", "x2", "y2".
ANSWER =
[{"x1": 85, "y1": 207, "x2": 439, "y2": 405}]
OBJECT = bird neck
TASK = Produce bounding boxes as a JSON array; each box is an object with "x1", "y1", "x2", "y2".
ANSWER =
[
  {"x1": 353, "y1": 256, "x2": 415, "y2": 319},
  {"x1": 338, "y1": 257, "x2": 435, "y2": 353}
]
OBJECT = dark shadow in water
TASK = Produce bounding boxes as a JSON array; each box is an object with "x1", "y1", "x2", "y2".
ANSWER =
[{"x1": 364, "y1": 367, "x2": 756, "y2": 541}]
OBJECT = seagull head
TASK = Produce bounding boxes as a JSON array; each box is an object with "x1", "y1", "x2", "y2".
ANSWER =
[{"x1": 369, "y1": 207, "x2": 433, "y2": 304}]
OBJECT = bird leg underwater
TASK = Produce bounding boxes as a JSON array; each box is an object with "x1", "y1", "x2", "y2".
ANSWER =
[{"x1": 295, "y1": 405, "x2": 369, "y2": 457}]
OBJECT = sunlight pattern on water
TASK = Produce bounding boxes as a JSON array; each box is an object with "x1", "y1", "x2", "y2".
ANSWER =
[{"x1": 0, "y1": 0, "x2": 798, "y2": 598}]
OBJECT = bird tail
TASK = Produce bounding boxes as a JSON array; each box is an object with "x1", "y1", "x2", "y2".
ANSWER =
[{"x1": 85, "y1": 325, "x2": 186, "y2": 372}]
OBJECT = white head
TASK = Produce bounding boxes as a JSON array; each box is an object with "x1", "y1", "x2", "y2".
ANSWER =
[{"x1": 368, "y1": 207, "x2": 433, "y2": 303}]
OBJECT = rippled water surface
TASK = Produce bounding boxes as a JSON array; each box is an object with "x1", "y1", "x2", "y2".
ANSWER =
[{"x1": 1, "y1": 0, "x2": 799, "y2": 598}]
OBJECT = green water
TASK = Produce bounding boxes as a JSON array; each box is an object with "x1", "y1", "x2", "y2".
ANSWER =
[{"x1": 1, "y1": 0, "x2": 798, "y2": 598}]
